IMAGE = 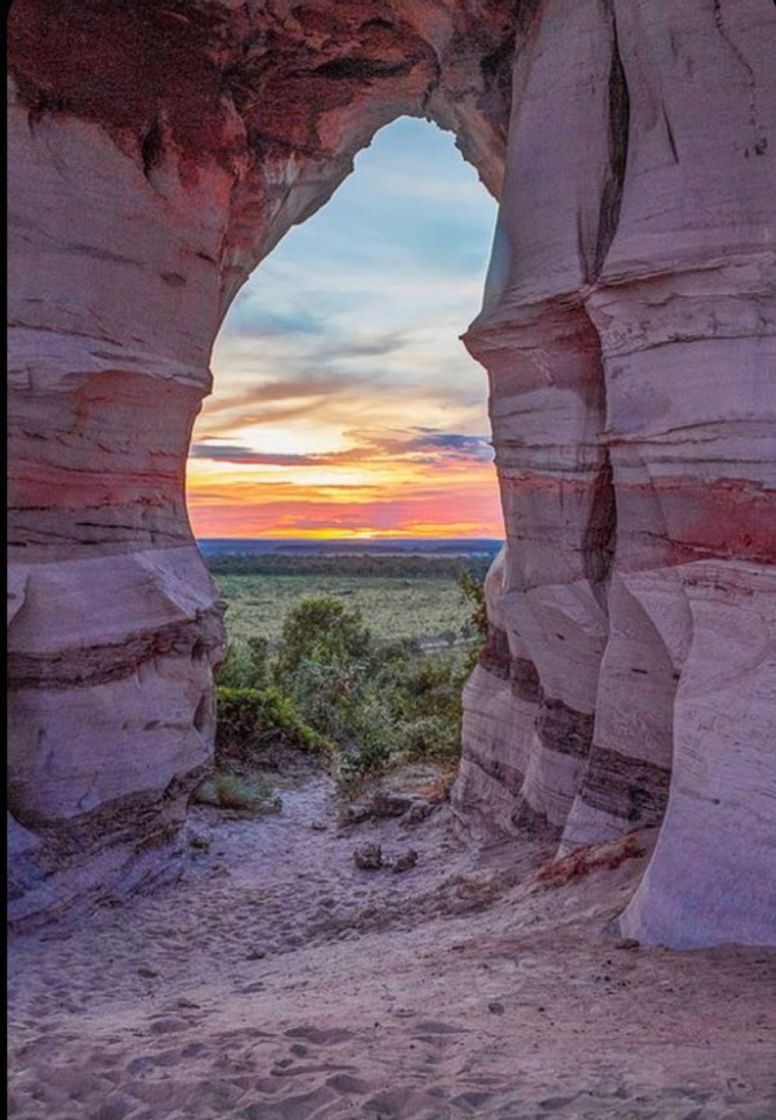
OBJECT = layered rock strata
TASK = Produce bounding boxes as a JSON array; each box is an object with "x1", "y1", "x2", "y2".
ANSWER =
[
  {"x1": 6, "y1": 0, "x2": 514, "y2": 925},
  {"x1": 454, "y1": 0, "x2": 776, "y2": 948},
  {"x1": 7, "y1": 0, "x2": 776, "y2": 946}
]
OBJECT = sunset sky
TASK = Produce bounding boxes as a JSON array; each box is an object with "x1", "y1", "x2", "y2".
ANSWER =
[{"x1": 186, "y1": 117, "x2": 503, "y2": 540}]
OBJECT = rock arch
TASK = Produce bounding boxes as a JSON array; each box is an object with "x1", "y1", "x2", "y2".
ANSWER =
[{"x1": 7, "y1": 0, "x2": 776, "y2": 946}]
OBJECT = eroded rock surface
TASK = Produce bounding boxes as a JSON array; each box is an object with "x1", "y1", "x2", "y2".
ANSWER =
[
  {"x1": 6, "y1": 0, "x2": 513, "y2": 926},
  {"x1": 453, "y1": 0, "x2": 776, "y2": 948},
  {"x1": 7, "y1": 0, "x2": 776, "y2": 945}
]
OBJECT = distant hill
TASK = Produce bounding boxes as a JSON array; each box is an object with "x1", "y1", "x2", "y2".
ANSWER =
[{"x1": 197, "y1": 538, "x2": 503, "y2": 558}]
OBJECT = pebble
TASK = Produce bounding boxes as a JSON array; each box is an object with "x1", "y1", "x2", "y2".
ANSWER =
[
  {"x1": 353, "y1": 843, "x2": 383, "y2": 870},
  {"x1": 392, "y1": 849, "x2": 419, "y2": 874}
]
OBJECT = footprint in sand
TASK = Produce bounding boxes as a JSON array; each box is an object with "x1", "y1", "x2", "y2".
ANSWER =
[
  {"x1": 411, "y1": 1019, "x2": 468, "y2": 1040},
  {"x1": 363, "y1": 1085, "x2": 437, "y2": 1118},
  {"x1": 326, "y1": 1072, "x2": 371, "y2": 1095},
  {"x1": 450, "y1": 1088, "x2": 495, "y2": 1114},
  {"x1": 242, "y1": 1085, "x2": 338, "y2": 1120},
  {"x1": 283, "y1": 1025, "x2": 353, "y2": 1045},
  {"x1": 147, "y1": 1016, "x2": 190, "y2": 1035}
]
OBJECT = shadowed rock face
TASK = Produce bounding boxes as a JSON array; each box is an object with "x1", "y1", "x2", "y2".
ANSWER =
[{"x1": 7, "y1": 0, "x2": 776, "y2": 946}]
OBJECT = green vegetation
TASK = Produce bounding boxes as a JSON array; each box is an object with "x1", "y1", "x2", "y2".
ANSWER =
[
  {"x1": 202, "y1": 558, "x2": 489, "y2": 800},
  {"x1": 215, "y1": 685, "x2": 332, "y2": 760},
  {"x1": 213, "y1": 572, "x2": 483, "y2": 649},
  {"x1": 193, "y1": 772, "x2": 282, "y2": 814},
  {"x1": 208, "y1": 552, "x2": 494, "y2": 580}
]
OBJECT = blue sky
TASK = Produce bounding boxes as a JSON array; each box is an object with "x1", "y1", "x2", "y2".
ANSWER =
[{"x1": 187, "y1": 116, "x2": 503, "y2": 538}]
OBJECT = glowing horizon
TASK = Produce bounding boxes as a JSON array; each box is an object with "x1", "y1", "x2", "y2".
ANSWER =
[{"x1": 186, "y1": 117, "x2": 503, "y2": 540}]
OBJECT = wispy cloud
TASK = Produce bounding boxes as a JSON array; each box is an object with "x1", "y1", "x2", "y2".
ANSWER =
[
  {"x1": 223, "y1": 306, "x2": 327, "y2": 339},
  {"x1": 191, "y1": 427, "x2": 493, "y2": 468},
  {"x1": 200, "y1": 375, "x2": 356, "y2": 415}
]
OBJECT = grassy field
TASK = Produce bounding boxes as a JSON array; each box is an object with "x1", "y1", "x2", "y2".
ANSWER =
[{"x1": 215, "y1": 573, "x2": 476, "y2": 649}]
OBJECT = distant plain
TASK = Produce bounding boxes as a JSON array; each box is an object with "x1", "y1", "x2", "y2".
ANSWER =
[{"x1": 203, "y1": 542, "x2": 500, "y2": 649}]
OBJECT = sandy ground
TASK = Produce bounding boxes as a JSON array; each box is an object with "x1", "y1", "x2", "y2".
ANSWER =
[{"x1": 7, "y1": 763, "x2": 776, "y2": 1120}]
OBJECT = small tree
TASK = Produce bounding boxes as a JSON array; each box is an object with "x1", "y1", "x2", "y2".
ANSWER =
[
  {"x1": 274, "y1": 596, "x2": 372, "y2": 678},
  {"x1": 457, "y1": 569, "x2": 488, "y2": 639}
]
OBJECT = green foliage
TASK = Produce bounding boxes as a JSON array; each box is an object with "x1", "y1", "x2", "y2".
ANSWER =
[
  {"x1": 274, "y1": 596, "x2": 371, "y2": 678},
  {"x1": 457, "y1": 570, "x2": 488, "y2": 674},
  {"x1": 211, "y1": 576, "x2": 491, "y2": 799},
  {"x1": 194, "y1": 771, "x2": 282, "y2": 813},
  {"x1": 207, "y1": 551, "x2": 496, "y2": 579},
  {"x1": 272, "y1": 599, "x2": 394, "y2": 781},
  {"x1": 216, "y1": 635, "x2": 270, "y2": 690},
  {"x1": 271, "y1": 596, "x2": 471, "y2": 794},
  {"x1": 457, "y1": 569, "x2": 488, "y2": 638},
  {"x1": 215, "y1": 685, "x2": 331, "y2": 764}
]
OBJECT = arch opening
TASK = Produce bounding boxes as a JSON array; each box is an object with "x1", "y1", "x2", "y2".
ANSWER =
[
  {"x1": 184, "y1": 115, "x2": 504, "y2": 810},
  {"x1": 8, "y1": 0, "x2": 775, "y2": 950},
  {"x1": 187, "y1": 116, "x2": 501, "y2": 546}
]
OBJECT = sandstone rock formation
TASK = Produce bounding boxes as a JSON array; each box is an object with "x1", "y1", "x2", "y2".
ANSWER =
[
  {"x1": 6, "y1": 0, "x2": 514, "y2": 926},
  {"x1": 455, "y1": 0, "x2": 776, "y2": 948},
  {"x1": 7, "y1": 0, "x2": 776, "y2": 946}
]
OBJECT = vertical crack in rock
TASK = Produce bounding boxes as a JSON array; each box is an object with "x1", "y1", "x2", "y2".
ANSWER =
[
  {"x1": 592, "y1": 0, "x2": 630, "y2": 280},
  {"x1": 663, "y1": 108, "x2": 679, "y2": 163},
  {"x1": 479, "y1": 31, "x2": 516, "y2": 128},
  {"x1": 582, "y1": 448, "x2": 617, "y2": 599},
  {"x1": 515, "y1": 0, "x2": 543, "y2": 36},
  {"x1": 140, "y1": 118, "x2": 163, "y2": 180},
  {"x1": 712, "y1": 0, "x2": 762, "y2": 145}
]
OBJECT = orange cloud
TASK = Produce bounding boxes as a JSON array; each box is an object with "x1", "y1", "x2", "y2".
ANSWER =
[{"x1": 186, "y1": 464, "x2": 503, "y2": 539}]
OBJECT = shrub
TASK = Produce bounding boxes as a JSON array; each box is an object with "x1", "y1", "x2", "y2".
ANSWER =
[
  {"x1": 212, "y1": 590, "x2": 486, "y2": 799},
  {"x1": 457, "y1": 569, "x2": 488, "y2": 637},
  {"x1": 193, "y1": 772, "x2": 282, "y2": 813},
  {"x1": 215, "y1": 685, "x2": 331, "y2": 765},
  {"x1": 402, "y1": 714, "x2": 460, "y2": 762},
  {"x1": 457, "y1": 570, "x2": 488, "y2": 672},
  {"x1": 217, "y1": 636, "x2": 270, "y2": 690},
  {"x1": 274, "y1": 596, "x2": 371, "y2": 678}
]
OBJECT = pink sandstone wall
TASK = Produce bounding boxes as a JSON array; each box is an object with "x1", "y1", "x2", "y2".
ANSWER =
[{"x1": 7, "y1": 0, "x2": 776, "y2": 946}]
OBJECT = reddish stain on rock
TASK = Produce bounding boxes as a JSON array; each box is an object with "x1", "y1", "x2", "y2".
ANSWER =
[
  {"x1": 535, "y1": 832, "x2": 646, "y2": 889},
  {"x1": 8, "y1": 0, "x2": 244, "y2": 170}
]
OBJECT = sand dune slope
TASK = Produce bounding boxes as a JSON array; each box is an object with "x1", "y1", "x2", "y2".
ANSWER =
[{"x1": 8, "y1": 773, "x2": 776, "y2": 1119}]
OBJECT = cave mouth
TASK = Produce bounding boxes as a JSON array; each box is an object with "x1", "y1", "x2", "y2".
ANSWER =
[{"x1": 7, "y1": 0, "x2": 774, "y2": 961}]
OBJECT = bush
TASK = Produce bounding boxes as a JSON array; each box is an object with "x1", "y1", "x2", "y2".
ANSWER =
[
  {"x1": 217, "y1": 636, "x2": 270, "y2": 690},
  {"x1": 274, "y1": 596, "x2": 371, "y2": 678},
  {"x1": 402, "y1": 714, "x2": 460, "y2": 762},
  {"x1": 457, "y1": 570, "x2": 488, "y2": 672},
  {"x1": 193, "y1": 772, "x2": 282, "y2": 813},
  {"x1": 212, "y1": 590, "x2": 486, "y2": 799},
  {"x1": 215, "y1": 685, "x2": 331, "y2": 765},
  {"x1": 334, "y1": 718, "x2": 395, "y2": 796}
]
